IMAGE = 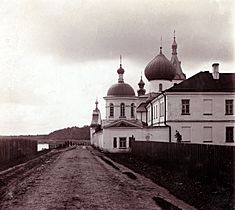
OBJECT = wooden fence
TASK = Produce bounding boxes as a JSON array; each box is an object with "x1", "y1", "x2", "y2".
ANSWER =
[
  {"x1": 131, "y1": 141, "x2": 234, "y2": 181},
  {"x1": 0, "y1": 138, "x2": 37, "y2": 164}
]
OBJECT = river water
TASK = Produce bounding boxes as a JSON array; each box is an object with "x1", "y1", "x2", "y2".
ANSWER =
[{"x1": 37, "y1": 143, "x2": 49, "y2": 151}]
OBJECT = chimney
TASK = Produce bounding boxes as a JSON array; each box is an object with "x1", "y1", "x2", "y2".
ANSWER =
[{"x1": 212, "y1": 63, "x2": 219, "y2": 80}]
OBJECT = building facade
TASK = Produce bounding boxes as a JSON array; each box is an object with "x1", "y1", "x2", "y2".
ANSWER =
[
  {"x1": 147, "y1": 69, "x2": 235, "y2": 145},
  {"x1": 90, "y1": 35, "x2": 235, "y2": 152}
]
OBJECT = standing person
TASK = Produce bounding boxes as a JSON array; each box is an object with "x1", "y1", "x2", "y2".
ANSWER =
[{"x1": 175, "y1": 130, "x2": 182, "y2": 143}]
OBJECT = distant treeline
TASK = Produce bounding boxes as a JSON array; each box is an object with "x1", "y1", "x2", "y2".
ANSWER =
[
  {"x1": 0, "y1": 125, "x2": 90, "y2": 141},
  {"x1": 48, "y1": 126, "x2": 90, "y2": 140}
]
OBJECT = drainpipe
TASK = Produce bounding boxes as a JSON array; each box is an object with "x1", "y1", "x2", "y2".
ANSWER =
[{"x1": 162, "y1": 92, "x2": 171, "y2": 143}]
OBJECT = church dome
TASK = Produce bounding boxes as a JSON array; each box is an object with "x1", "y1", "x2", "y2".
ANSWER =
[
  {"x1": 117, "y1": 66, "x2": 124, "y2": 74},
  {"x1": 138, "y1": 76, "x2": 145, "y2": 87},
  {"x1": 107, "y1": 83, "x2": 135, "y2": 96},
  {"x1": 107, "y1": 58, "x2": 135, "y2": 97},
  {"x1": 145, "y1": 47, "x2": 176, "y2": 81}
]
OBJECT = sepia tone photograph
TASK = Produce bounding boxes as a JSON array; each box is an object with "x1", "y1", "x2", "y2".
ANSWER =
[{"x1": 0, "y1": 0, "x2": 234, "y2": 209}]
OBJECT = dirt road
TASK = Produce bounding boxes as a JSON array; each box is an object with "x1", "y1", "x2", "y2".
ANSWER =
[{"x1": 0, "y1": 147, "x2": 196, "y2": 210}]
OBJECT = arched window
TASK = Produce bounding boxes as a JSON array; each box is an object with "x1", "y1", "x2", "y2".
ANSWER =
[
  {"x1": 110, "y1": 103, "x2": 114, "y2": 117},
  {"x1": 159, "y1": 83, "x2": 163, "y2": 92},
  {"x1": 131, "y1": 103, "x2": 135, "y2": 118},
  {"x1": 113, "y1": 137, "x2": 117, "y2": 148},
  {"x1": 120, "y1": 103, "x2": 125, "y2": 117}
]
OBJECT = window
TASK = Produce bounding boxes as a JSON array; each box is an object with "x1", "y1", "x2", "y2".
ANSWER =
[
  {"x1": 160, "y1": 102, "x2": 164, "y2": 116},
  {"x1": 129, "y1": 137, "x2": 132, "y2": 148},
  {"x1": 203, "y1": 127, "x2": 212, "y2": 142},
  {"x1": 159, "y1": 83, "x2": 163, "y2": 92},
  {"x1": 226, "y1": 127, "x2": 234, "y2": 142},
  {"x1": 131, "y1": 103, "x2": 135, "y2": 118},
  {"x1": 182, "y1": 126, "x2": 191, "y2": 142},
  {"x1": 181, "y1": 99, "x2": 190, "y2": 115},
  {"x1": 113, "y1": 137, "x2": 117, "y2": 148},
  {"x1": 110, "y1": 103, "x2": 114, "y2": 117},
  {"x1": 120, "y1": 103, "x2": 125, "y2": 117},
  {"x1": 155, "y1": 105, "x2": 158, "y2": 118},
  {"x1": 119, "y1": 137, "x2": 127, "y2": 148},
  {"x1": 153, "y1": 106, "x2": 155, "y2": 119},
  {"x1": 203, "y1": 99, "x2": 212, "y2": 115},
  {"x1": 225, "y1": 100, "x2": 233, "y2": 115},
  {"x1": 148, "y1": 109, "x2": 151, "y2": 122}
]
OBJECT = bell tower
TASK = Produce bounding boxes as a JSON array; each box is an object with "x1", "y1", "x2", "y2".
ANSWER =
[{"x1": 170, "y1": 30, "x2": 186, "y2": 81}]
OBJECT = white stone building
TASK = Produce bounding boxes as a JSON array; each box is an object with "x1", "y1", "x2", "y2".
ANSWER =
[
  {"x1": 90, "y1": 35, "x2": 235, "y2": 152},
  {"x1": 147, "y1": 67, "x2": 235, "y2": 145}
]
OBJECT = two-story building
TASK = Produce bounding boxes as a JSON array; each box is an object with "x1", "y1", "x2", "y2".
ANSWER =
[
  {"x1": 90, "y1": 34, "x2": 235, "y2": 152},
  {"x1": 146, "y1": 64, "x2": 235, "y2": 145}
]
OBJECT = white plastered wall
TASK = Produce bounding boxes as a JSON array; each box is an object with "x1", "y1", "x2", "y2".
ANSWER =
[
  {"x1": 149, "y1": 80, "x2": 174, "y2": 93},
  {"x1": 104, "y1": 97, "x2": 138, "y2": 122},
  {"x1": 166, "y1": 92, "x2": 235, "y2": 145},
  {"x1": 94, "y1": 126, "x2": 170, "y2": 152}
]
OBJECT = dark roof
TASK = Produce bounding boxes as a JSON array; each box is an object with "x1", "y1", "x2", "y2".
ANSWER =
[
  {"x1": 145, "y1": 92, "x2": 160, "y2": 104},
  {"x1": 166, "y1": 72, "x2": 235, "y2": 92},
  {"x1": 107, "y1": 83, "x2": 135, "y2": 96},
  {"x1": 136, "y1": 102, "x2": 146, "y2": 112}
]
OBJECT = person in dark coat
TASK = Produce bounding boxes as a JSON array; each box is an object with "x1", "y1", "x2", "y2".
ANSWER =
[{"x1": 175, "y1": 130, "x2": 182, "y2": 143}]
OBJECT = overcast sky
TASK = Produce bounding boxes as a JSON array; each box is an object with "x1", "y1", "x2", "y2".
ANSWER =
[{"x1": 0, "y1": 0, "x2": 234, "y2": 135}]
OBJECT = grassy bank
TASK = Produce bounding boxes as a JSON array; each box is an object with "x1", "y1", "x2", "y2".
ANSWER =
[{"x1": 106, "y1": 153, "x2": 233, "y2": 210}]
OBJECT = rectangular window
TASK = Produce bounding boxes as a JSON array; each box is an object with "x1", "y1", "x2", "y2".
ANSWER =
[
  {"x1": 129, "y1": 137, "x2": 132, "y2": 148},
  {"x1": 181, "y1": 99, "x2": 190, "y2": 115},
  {"x1": 113, "y1": 137, "x2": 117, "y2": 148},
  {"x1": 148, "y1": 110, "x2": 149, "y2": 122},
  {"x1": 153, "y1": 106, "x2": 155, "y2": 119},
  {"x1": 119, "y1": 137, "x2": 127, "y2": 148},
  {"x1": 203, "y1": 127, "x2": 212, "y2": 142},
  {"x1": 131, "y1": 104, "x2": 135, "y2": 118},
  {"x1": 155, "y1": 105, "x2": 158, "y2": 119},
  {"x1": 203, "y1": 99, "x2": 212, "y2": 115},
  {"x1": 226, "y1": 127, "x2": 234, "y2": 142},
  {"x1": 148, "y1": 109, "x2": 151, "y2": 122},
  {"x1": 182, "y1": 126, "x2": 191, "y2": 142},
  {"x1": 160, "y1": 102, "x2": 164, "y2": 116},
  {"x1": 225, "y1": 100, "x2": 233, "y2": 115}
]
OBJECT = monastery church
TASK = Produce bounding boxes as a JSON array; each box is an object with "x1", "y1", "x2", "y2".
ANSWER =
[{"x1": 90, "y1": 34, "x2": 235, "y2": 152}]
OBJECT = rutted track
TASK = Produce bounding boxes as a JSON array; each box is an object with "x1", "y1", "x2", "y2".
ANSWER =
[
  {"x1": 0, "y1": 146, "x2": 196, "y2": 210},
  {"x1": 0, "y1": 148, "x2": 66, "y2": 204}
]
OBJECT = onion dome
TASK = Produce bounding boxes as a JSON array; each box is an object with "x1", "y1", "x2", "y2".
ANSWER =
[
  {"x1": 138, "y1": 76, "x2": 145, "y2": 88},
  {"x1": 172, "y1": 39, "x2": 177, "y2": 48},
  {"x1": 117, "y1": 66, "x2": 124, "y2": 74},
  {"x1": 107, "y1": 83, "x2": 135, "y2": 96},
  {"x1": 145, "y1": 47, "x2": 176, "y2": 81},
  {"x1": 107, "y1": 57, "x2": 135, "y2": 97},
  {"x1": 137, "y1": 75, "x2": 146, "y2": 96}
]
